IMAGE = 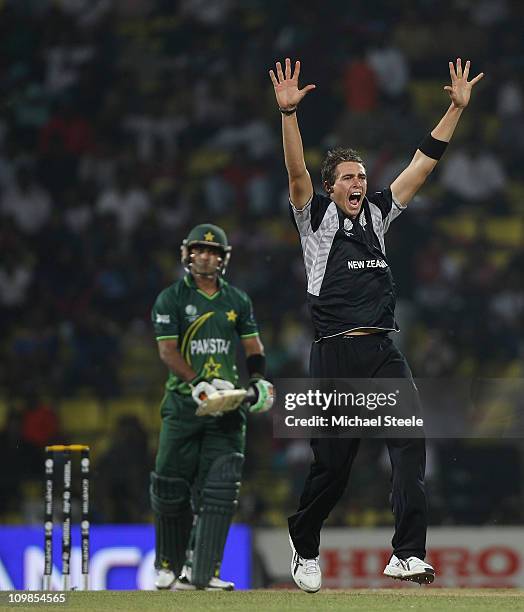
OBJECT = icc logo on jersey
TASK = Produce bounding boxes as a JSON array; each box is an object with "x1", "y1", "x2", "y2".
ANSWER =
[{"x1": 185, "y1": 304, "x2": 198, "y2": 322}]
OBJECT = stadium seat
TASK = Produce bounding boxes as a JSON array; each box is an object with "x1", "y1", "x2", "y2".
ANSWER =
[
  {"x1": 437, "y1": 216, "x2": 478, "y2": 241},
  {"x1": 103, "y1": 398, "x2": 152, "y2": 429},
  {"x1": 488, "y1": 250, "x2": 511, "y2": 268},
  {"x1": 506, "y1": 181, "x2": 524, "y2": 212},
  {"x1": 485, "y1": 217, "x2": 523, "y2": 246},
  {"x1": 59, "y1": 398, "x2": 103, "y2": 434},
  {"x1": 409, "y1": 81, "x2": 447, "y2": 120},
  {"x1": 0, "y1": 397, "x2": 8, "y2": 429}
]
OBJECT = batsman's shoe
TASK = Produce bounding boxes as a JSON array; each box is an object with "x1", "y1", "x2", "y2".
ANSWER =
[
  {"x1": 206, "y1": 576, "x2": 235, "y2": 591},
  {"x1": 154, "y1": 568, "x2": 175, "y2": 590},
  {"x1": 383, "y1": 555, "x2": 435, "y2": 584},
  {"x1": 289, "y1": 535, "x2": 321, "y2": 593},
  {"x1": 175, "y1": 566, "x2": 235, "y2": 591}
]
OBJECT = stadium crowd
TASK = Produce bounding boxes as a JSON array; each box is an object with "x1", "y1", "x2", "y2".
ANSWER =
[{"x1": 1, "y1": 0, "x2": 523, "y2": 527}]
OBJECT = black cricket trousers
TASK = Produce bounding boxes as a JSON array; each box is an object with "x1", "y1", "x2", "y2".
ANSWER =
[{"x1": 288, "y1": 333, "x2": 427, "y2": 560}]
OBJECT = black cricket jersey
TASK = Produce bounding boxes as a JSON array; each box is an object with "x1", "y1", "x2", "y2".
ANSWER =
[{"x1": 290, "y1": 188, "x2": 405, "y2": 340}]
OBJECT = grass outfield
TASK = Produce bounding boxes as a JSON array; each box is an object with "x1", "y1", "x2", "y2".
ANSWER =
[{"x1": 2, "y1": 590, "x2": 524, "y2": 612}]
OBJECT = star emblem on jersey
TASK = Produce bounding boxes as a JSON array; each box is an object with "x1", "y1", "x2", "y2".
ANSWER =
[
  {"x1": 202, "y1": 356, "x2": 222, "y2": 378},
  {"x1": 226, "y1": 309, "x2": 237, "y2": 322},
  {"x1": 204, "y1": 231, "x2": 215, "y2": 241}
]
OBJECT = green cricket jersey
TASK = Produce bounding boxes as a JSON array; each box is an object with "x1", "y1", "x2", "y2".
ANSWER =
[{"x1": 152, "y1": 274, "x2": 259, "y2": 394}]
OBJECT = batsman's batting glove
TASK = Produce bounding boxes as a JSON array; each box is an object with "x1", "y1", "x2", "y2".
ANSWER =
[
  {"x1": 191, "y1": 378, "x2": 235, "y2": 416},
  {"x1": 248, "y1": 378, "x2": 274, "y2": 414},
  {"x1": 191, "y1": 380, "x2": 215, "y2": 406},
  {"x1": 209, "y1": 378, "x2": 235, "y2": 391}
]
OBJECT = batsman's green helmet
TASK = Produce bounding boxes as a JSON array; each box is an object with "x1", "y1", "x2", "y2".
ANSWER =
[{"x1": 181, "y1": 223, "x2": 232, "y2": 275}]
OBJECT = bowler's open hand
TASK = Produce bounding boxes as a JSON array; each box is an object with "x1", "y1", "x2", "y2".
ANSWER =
[
  {"x1": 444, "y1": 58, "x2": 484, "y2": 109},
  {"x1": 269, "y1": 58, "x2": 316, "y2": 112}
]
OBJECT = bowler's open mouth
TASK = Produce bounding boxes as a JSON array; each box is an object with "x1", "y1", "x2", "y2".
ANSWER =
[{"x1": 348, "y1": 191, "x2": 362, "y2": 208}]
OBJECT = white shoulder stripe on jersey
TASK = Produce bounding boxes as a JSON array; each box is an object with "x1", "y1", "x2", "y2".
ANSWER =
[
  {"x1": 289, "y1": 194, "x2": 313, "y2": 213},
  {"x1": 384, "y1": 193, "x2": 405, "y2": 233},
  {"x1": 291, "y1": 200, "x2": 339, "y2": 297},
  {"x1": 369, "y1": 193, "x2": 405, "y2": 255},
  {"x1": 290, "y1": 195, "x2": 314, "y2": 236}
]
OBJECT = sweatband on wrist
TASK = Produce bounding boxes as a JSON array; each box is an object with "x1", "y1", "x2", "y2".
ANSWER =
[
  {"x1": 418, "y1": 133, "x2": 448, "y2": 160},
  {"x1": 246, "y1": 353, "x2": 266, "y2": 380},
  {"x1": 279, "y1": 107, "x2": 297, "y2": 116}
]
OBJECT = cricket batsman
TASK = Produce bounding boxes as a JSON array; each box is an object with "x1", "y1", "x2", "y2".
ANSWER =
[{"x1": 150, "y1": 223, "x2": 273, "y2": 590}]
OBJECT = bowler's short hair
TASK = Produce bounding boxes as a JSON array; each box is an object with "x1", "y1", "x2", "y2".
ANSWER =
[{"x1": 320, "y1": 147, "x2": 365, "y2": 193}]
